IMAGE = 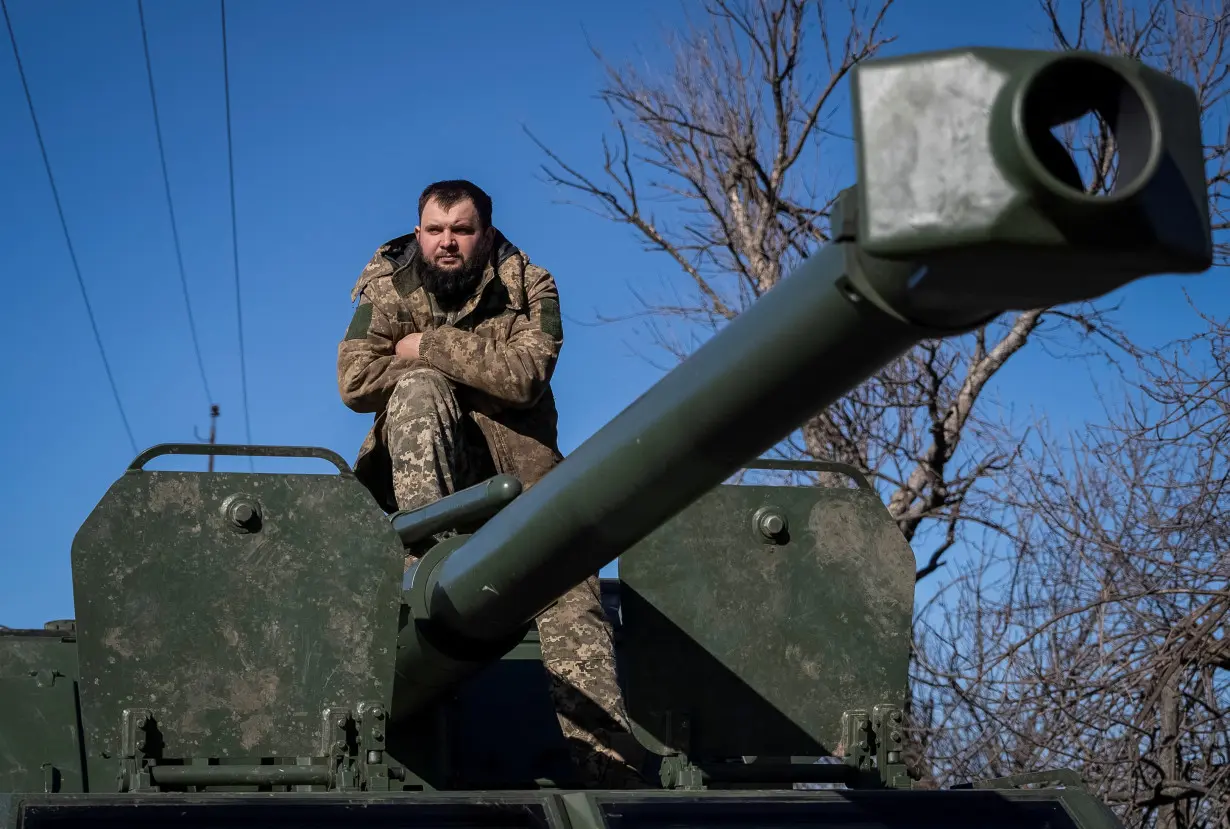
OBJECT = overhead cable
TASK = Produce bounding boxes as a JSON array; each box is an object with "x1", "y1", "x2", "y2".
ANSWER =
[
  {"x1": 2, "y1": 0, "x2": 138, "y2": 455},
  {"x1": 220, "y1": 0, "x2": 254, "y2": 469},
  {"x1": 137, "y1": 0, "x2": 216, "y2": 407}
]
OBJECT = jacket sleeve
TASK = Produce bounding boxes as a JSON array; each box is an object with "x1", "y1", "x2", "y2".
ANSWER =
[
  {"x1": 417, "y1": 264, "x2": 564, "y2": 407},
  {"x1": 337, "y1": 291, "x2": 422, "y2": 413}
]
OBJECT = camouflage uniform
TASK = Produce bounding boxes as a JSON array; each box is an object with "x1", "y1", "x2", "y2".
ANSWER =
[{"x1": 337, "y1": 229, "x2": 647, "y2": 788}]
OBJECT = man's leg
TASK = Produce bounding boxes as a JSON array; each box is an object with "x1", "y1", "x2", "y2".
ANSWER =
[
  {"x1": 385, "y1": 367, "x2": 475, "y2": 523},
  {"x1": 537, "y1": 576, "x2": 651, "y2": 788},
  {"x1": 387, "y1": 368, "x2": 646, "y2": 786}
]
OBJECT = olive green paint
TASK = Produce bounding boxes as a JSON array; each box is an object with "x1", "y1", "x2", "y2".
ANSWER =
[
  {"x1": 850, "y1": 47, "x2": 1210, "y2": 320},
  {"x1": 0, "y1": 675, "x2": 84, "y2": 794},
  {"x1": 618, "y1": 473, "x2": 913, "y2": 759},
  {"x1": 0, "y1": 629, "x2": 77, "y2": 682},
  {"x1": 69, "y1": 459, "x2": 404, "y2": 783},
  {"x1": 0, "y1": 629, "x2": 85, "y2": 795}
]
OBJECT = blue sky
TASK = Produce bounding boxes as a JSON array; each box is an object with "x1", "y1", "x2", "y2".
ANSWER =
[{"x1": 1, "y1": 0, "x2": 1223, "y2": 629}]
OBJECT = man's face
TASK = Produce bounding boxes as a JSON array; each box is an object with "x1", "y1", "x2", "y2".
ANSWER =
[{"x1": 416, "y1": 197, "x2": 489, "y2": 273}]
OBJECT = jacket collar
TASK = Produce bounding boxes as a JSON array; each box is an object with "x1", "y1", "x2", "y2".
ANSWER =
[{"x1": 367, "y1": 228, "x2": 525, "y2": 314}]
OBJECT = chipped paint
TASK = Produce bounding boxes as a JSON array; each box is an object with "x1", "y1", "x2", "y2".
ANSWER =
[
  {"x1": 145, "y1": 474, "x2": 206, "y2": 514},
  {"x1": 70, "y1": 465, "x2": 405, "y2": 763},
  {"x1": 101, "y1": 628, "x2": 133, "y2": 659},
  {"x1": 807, "y1": 495, "x2": 913, "y2": 649}
]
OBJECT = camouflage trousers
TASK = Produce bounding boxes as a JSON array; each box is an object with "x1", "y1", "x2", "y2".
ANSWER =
[{"x1": 386, "y1": 368, "x2": 649, "y2": 788}]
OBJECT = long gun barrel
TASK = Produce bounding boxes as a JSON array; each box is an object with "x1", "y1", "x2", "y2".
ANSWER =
[{"x1": 392, "y1": 47, "x2": 1213, "y2": 717}]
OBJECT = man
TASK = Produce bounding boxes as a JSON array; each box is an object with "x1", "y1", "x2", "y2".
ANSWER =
[{"x1": 337, "y1": 179, "x2": 646, "y2": 788}]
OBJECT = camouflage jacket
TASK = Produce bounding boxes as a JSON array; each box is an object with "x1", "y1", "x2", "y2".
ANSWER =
[{"x1": 337, "y1": 229, "x2": 565, "y2": 512}]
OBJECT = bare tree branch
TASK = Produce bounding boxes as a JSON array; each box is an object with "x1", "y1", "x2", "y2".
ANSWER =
[
  {"x1": 908, "y1": 5, "x2": 1230, "y2": 823},
  {"x1": 913, "y1": 305, "x2": 1230, "y2": 829}
]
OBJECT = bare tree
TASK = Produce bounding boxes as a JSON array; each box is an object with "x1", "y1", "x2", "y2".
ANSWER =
[
  {"x1": 528, "y1": 0, "x2": 1134, "y2": 587},
  {"x1": 913, "y1": 305, "x2": 1230, "y2": 829},
  {"x1": 907, "y1": 3, "x2": 1230, "y2": 823}
]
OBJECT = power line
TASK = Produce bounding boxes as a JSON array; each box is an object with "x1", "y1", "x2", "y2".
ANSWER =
[
  {"x1": 137, "y1": 0, "x2": 215, "y2": 406},
  {"x1": 220, "y1": 0, "x2": 254, "y2": 469},
  {"x1": 2, "y1": 0, "x2": 138, "y2": 456}
]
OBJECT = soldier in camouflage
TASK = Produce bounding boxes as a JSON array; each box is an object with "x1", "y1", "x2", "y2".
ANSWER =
[{"x1": 337, "y1": 180, "x2": 647, "y2": 788}]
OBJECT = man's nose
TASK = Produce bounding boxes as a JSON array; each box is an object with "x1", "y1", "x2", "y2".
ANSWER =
[{"x1": 440, "y1": 233, "x2": 458, "y2": 248}]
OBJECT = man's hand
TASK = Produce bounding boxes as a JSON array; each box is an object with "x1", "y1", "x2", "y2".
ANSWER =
[{"x1": 395, "y1": 333, "x2": 424, "y2": 361}]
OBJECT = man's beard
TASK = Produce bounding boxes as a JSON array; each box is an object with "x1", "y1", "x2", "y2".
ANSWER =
[{"x1": 421, "y1": 246, "x2": 489, "y2": 308}]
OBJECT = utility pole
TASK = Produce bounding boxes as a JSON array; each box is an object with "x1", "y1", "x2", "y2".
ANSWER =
[
  {"x1": 196, "y1": 405, "x2": 221, "y2": 472},
  {"x1": 207, "y1": 404, "x2": 219, "y2": 472}
]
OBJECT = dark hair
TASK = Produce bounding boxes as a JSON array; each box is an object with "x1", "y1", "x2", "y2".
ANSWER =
[{"x1": 417, "y1": 179, "x2": 493, "y2": 229}]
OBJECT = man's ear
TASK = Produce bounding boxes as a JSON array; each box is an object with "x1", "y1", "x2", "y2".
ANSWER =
[{"x1": 414, "y1": 225, "x2": 421, "y2": 238}]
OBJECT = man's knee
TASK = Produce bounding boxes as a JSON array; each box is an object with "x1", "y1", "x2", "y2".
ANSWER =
[{"x1": 388, "y1": 368, "x2": 457, "y2": 420}]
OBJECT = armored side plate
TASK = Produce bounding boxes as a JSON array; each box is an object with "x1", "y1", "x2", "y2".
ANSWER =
[
  {"x1": 619, "y1": 465, "x2": 913, "y2": 759},
  {"x1": 70, "y1": 447, "x2": 404, "y2": 777}
]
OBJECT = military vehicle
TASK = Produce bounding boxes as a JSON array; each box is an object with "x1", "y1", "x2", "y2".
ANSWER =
[{"x1": 0, "y1": 46, "x2": 1213, "y2": 828}]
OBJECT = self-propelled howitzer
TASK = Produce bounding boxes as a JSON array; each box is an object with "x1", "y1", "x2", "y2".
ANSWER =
[{"x1": 0, "y1": 46, "x2": 1214, "y2": 829}]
